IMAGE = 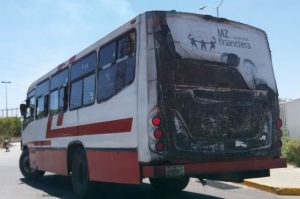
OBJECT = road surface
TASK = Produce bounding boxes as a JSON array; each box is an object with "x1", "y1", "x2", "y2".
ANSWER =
[{"x1": 0, "y1": 143, "x2": 298, "y2": 199}]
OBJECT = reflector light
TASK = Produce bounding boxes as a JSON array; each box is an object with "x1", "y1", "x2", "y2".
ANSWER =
[
  {"x1": 152, "y1": 116, "x2": 161, "y2": 127},
  {"x1": 154, "y1": 128, "x2": 163, "y2": 139},
  {"x1": 155, "y1": 141, "x2": 165, "y2": 152},
  {"x1": 276, "y1": 118, "x2": 283, "y2": 128},
  {"x1": 276, "y1": 129, "x2": 283, "y2": 137},
  {"x1": 276, "y1": 140, "x2": 283, "y2": 148}
]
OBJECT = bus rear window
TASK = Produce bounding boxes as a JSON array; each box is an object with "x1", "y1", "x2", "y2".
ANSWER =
[{"x1": 167, "y1": 61, "x2": 248, "y2": 89}]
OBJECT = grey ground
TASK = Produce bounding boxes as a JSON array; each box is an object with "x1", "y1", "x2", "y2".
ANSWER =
[{"x1": 0, "y1": 143, "x2": 298, "y2": 199}]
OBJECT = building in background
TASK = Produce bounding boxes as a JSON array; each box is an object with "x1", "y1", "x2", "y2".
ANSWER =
[{"x1": 280, "y1": 99, "x2": 300, "y2": 139}]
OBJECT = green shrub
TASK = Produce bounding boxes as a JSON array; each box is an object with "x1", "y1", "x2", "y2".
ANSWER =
[
  {"x1": 0, "y1": 117, "x2": 22, "y2": 144},
  {"x1": 282, "y1": 136, "x2": 300, "y2": 167}
]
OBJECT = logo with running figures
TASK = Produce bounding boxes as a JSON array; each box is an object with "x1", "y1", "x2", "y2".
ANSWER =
[{"x1": 187, "y1": 28, "x2": 252, "y2": 51}]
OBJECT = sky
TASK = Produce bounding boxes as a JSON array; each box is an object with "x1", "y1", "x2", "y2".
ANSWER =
[{"x1": 0, "y1": 0, "x2": 299, "y2": 110}]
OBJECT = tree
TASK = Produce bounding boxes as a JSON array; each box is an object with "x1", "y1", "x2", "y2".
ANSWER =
[{"x1": 0, "y1": 117, "x2": 22, "y2": 140}]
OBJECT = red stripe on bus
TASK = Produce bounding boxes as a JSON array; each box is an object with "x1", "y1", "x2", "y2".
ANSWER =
[
  {"x1": 68, "y1": 55, "x2": 76, "y2": 65},
  {"x1": 29, "y1": 148, "x2": 67, "y2": 176},
  {"x1": 46, "y1": 116, "x2": 133, "y2": 138},
  {"x1": 57, "y1": 112, "x2": 64, "y2": 126},
  {"x1": 28, "y1": 140, "x2": 52, "y2": 147},
  {"x1": 28, "y1": 148, "x2": 140, "y2": 184},
  {"x1": 87, "y1": 149, "x2": 140, "y2": 184},
  {"x1": 142, "y1": 158, "x2": 287, "y2": 178},
  {"x1": 57, "y1": 63, "x2": 65, "y2": 70}
]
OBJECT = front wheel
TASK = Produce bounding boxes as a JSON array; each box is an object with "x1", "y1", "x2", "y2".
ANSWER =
[
  {"x1": 71, "y1": 147, "x2": 92, "y2": 199},
  {"x1": 19, "y1": 149, "x2": 45, "y2": 180},
  {"x1": 150, "y1": 177, "x2": 190, "y2": 193}
]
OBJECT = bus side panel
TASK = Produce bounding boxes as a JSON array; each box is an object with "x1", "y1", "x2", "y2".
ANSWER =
[
  {"x1": 29, "y1": 148, "x2": 68, "y2": 176},
  {"x1": 87, "y1": 149, "x2": 140, "y2": 184}
]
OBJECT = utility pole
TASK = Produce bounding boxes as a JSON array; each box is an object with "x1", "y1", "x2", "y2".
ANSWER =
[
  {"x1": 216, "y1": 0, "x2": 224, "y2": 17},
  {"x1": 199, "y1": 0, "x2": 224, "y2": 17},
  {"x1": 1, "y1": 81, "x2": 12, "y2": 117}
]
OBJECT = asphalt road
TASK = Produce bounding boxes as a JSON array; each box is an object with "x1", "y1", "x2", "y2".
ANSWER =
[{"x1": 0, "y1": 143, "x2": 298, "y2": 199}]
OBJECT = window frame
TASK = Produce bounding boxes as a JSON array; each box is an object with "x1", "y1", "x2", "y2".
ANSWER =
[
  {"x1": 97, "y1": 29, "x2": 137, "y2": 103},
  {"x1": 69, "y1": 51, "x2": 97, "y2": 111},
  {"x1": 35, "y1": 78, "x2": 50, "y2": 119},
  {"x1": 50, "y1": 67, "x2": 69, "y2": 115}
]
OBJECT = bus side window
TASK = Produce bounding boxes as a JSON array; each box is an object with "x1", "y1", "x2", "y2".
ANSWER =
[
  {"x1": 50, "y1": 68, "x2": 69, "y2": 113},
  {"x1": 26, "y1": 90, "x2": 35, "y2": 119},
  {"x1": 117, "y1": 31, "x2": 135, "y2": 60},
  {"x1": 50, "y1": 90, "x2": 59, "y2": 114},
  {"x1": 60, "y1": 86, "x2": 68, "y2": 111},
  {"x1": 70, "y1": 52, "x2": 97, "y2": 110},
  {"x1": 44, "y1": 94, "x2": 49, "y2": 116},
  {"x1": 70, "y1": 80, "x2": 83, "y2": 109},
  {"x1": 36, "y1": 79, "x2": 50, "y2": 119},
  {"x1": 83, "y1": 74, "x2": 95, "y2": 106},
  {"x1": 98, "y1": 30, "x2": 136, "y2": 102}
]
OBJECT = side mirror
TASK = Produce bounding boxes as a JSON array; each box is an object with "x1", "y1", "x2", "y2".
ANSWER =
[{"x1": 20, "y1": 104, "x2": 27, "y2": 117}]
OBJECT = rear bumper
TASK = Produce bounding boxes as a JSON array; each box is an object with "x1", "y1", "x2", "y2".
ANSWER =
[{"x1": 142, "y1": 157, "x2": 287, "y2": 178}]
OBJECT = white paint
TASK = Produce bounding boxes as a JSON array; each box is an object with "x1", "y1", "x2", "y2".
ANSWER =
[{"x1": 166, "y1": 13, "x2": 277, "y2": 93}]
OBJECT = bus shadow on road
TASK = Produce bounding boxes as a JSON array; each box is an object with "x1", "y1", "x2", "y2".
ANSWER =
[
  {"x1": 20, "y1": 174, "x2": 223, "y2": 199},
  {"x1": 202, "y1": 180, "x2": 242, "y2": 190}
]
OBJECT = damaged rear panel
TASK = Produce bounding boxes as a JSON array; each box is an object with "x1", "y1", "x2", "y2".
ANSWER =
[{"x1": 147, "y1": 11, "x2": 280, "y2": 161}]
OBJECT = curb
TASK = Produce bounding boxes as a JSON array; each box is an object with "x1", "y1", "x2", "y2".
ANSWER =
[{"x1": 243, "y1": 180, "x2": 300, "y2": 196}]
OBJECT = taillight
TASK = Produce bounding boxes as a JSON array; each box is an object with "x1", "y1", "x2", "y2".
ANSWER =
[
  {"x1": 153, "y1": 128, "x2": 164, "y2": 139},
  {"x1": 152, "y1": 116, "x2": 161, "y2": 127},
  {"x1": 276, "y1": 129, "x2": 283, "y2": 137},
  {"x1": 149, "y1": 108, "x2": 167, "y2": 153},
  {"x1": 155, "y1": 141, "x2": 165, "y2": 152},
  {"x1": 276, "y1": 140, "x2": 283, "y2": 148},
  {"x1": 276, "y1": 118, "x2": 283, "y2": 128}
]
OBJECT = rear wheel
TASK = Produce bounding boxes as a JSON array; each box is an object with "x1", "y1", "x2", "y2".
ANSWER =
[
  {"x1": 71, "y1": 147, "x2": 91, "y2": 199},
  {"x1": 150, "y1": 177, "x2": 190, "y2": 193},
  {"x1": 19, "y1": 149, "x2": 45, "y2": 180}
]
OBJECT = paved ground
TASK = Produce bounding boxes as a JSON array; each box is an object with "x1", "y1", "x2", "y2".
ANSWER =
[
  {"x1": 0, "y1": 143, "x2": 299, "y2": 199},
  {"x1": 244, "y1": 165, "x2": 300, "y2": 195},
  {"x1": 246, "y1": 165, "x2": 300, "y2": 188}
]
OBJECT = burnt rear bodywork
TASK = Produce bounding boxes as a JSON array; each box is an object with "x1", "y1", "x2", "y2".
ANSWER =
[{"x1": 147, "y1": 12, "x2": 280, "y2": 161}]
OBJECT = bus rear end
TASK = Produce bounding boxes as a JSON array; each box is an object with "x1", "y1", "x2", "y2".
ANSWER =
[{"x1": 143, "y1": 11, "x2": 286, "y2": 185}]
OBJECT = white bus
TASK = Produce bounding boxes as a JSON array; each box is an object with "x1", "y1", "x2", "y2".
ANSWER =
[{"x1": 19, "y1": 11, "x2": 286, "y2": 198}]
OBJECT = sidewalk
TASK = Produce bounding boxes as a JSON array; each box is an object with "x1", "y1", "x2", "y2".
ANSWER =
[{"x1": 243, "y1": 165, "x2": 300, "y2": 195}]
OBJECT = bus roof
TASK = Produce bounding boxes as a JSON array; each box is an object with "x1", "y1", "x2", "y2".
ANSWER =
[{"x1": 26, "y1": 10, "x2": 267, "y2": 94}]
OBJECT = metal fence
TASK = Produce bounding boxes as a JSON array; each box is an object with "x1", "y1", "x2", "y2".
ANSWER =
[{"x1": 0, "y1": 108, "x2": 20, "y2": 118}]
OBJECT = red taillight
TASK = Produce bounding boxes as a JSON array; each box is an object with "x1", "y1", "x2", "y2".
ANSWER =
[
  {"x1": 276, "y1": 140, "x2": 283, "y2": 148},
  {"x1": 155, "y1": 141, "x2": 165, "y2": 151},
  {"x1": 152, "y1": 116, "x2": 161, "y2": 127},
  {"x1": 276, "y1": 129, "x2": 283, "y2": 137},
  {"x1": 154, "y1": 128, "x2": 164, "y2": 139},
  {"x1": 276, "y1": 118, "x2": 283, "y2": 128}
]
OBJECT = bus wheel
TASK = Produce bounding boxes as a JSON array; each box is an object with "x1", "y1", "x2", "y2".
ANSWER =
[
  {"x1": 150, "y1": 177, "x2": 190, "y2": 193},
  {"x1": 71, "y1": 148, "x2": 91, "y2": 199},
  {"x1": 19, "y1": 149, "x2": 45, "y2": 180}
]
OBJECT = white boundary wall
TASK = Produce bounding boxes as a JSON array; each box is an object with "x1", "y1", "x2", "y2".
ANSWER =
[{"x1": 280, "y1": 99, "x2": 300, "y2": 139}]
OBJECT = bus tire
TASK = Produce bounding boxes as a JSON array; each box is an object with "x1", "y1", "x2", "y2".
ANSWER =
[
  {"x1": 71, "y1": 147, "x2": 91, "y2": 199},
  {"x1": 150, "y1": 177, "x2": 190, "y2": 193},
  {"x1": 19, "y1": 149, "x2": 45, "y2": 180}
]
